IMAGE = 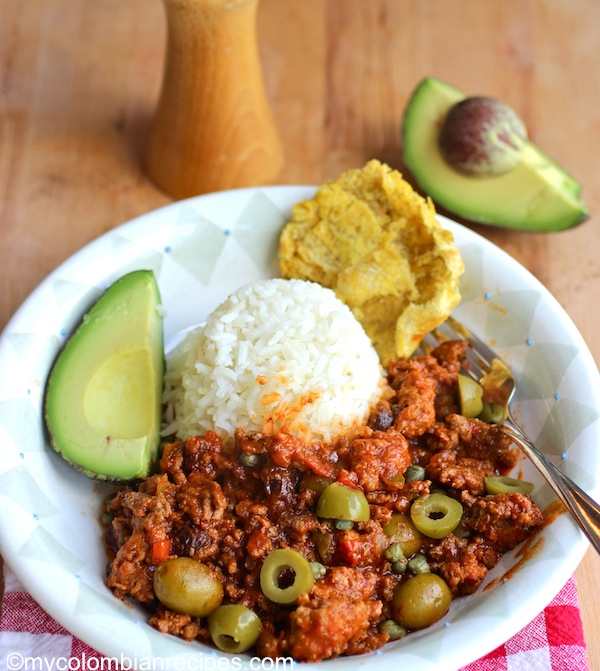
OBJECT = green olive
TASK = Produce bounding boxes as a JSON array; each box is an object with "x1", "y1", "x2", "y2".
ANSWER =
[
  {"x1": 316, "y1": 482, "x2": 370, "y2": 522},
  {"x1": 301, "y1": 473, "x2": 332, "y2": 495},
  {"x1": 410, "y1": 493, "x2": 463, "y2": 539},
  {"x1": 208, "y1": 604, "x2": 262, "y2": 653},
  {"x1": 153, "y1": 557, "x2": 223, "y2": 618},
  {"x1": 458, "y1": 374, "x2": 484, "y2": 418},
  {"x1": 311, "y1": 529, "x2": 333, "y2": 564},
  {"x1": 392, "y1": 573, "x2": 452, "y2": 629},
  {"x1": 382, "y1": 513, "x2": 424, "y2": 557},
  {"x1": 259, "y1": 548, "x2": 315, "y2": 604},
  {"x1": 478, "y1": 401, "x2": 507, "y2": 425},
  {"x1": 484, "y1": 475, "x2": 534, "y2": 495}
]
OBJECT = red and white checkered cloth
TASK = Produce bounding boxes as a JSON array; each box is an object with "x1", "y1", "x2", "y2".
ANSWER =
[{"x1": 0, "y1": 566, "x2": 588, "y2": 670}]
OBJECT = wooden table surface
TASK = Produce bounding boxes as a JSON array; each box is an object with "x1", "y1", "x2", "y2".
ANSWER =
[{"x1": 1, "y1": 0, "x2": 599, "y2": 667}]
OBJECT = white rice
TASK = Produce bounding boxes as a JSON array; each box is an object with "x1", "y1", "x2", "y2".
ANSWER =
[{"x1": 162, "y1": 278, "x2": 384, "y2": 442}]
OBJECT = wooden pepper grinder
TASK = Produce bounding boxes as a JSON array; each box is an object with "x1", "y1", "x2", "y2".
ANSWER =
[{"x1": 144, "y1": 0, "x2": 284, "y2": 199}]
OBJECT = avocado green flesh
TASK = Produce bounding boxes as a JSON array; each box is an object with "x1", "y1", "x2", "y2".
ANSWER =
[
  {"x1": 402, "y1": 77, "x2": 588, "y2": 231},
  {"x1": 45, "y1": 270, "x2": 164, "y2": 481}
]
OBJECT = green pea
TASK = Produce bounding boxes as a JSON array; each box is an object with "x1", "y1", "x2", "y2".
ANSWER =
[
  {"x1": 259, "y1": 548, "x2": 315, "y2": 604},
  {"x1": 478, "y1": 401, "x2": 507, "y2": 425},
  {"x1": 392, "y1": 559, "x2": 408, "y2": 574},
  {"x1": 335, "y1": 519, "x2": 354, "y2": 530},
  {"x1": 208, "y1": 604, "x2": 262, "y2": 653},
  {"x1": 392, "y1": 573, "x2": 452, "y2": 630},
  {"x1": 309, "y1": 561, "x2": 326, "y2": 580},
  {"x1": 410, "y1": 493, "x2": 463, "y2": 539},
  {"x1": 380, "y1": 619, "x2": 407, "y2": 640},
  {"x1": 407, "y1": 554, "x2": 431, "y2": 575},
  {"x1": 385, "y1": 542, "x2": 405, "y2": 564},
  {"x1": 382, "y1": 513, "x2": 424, "y2": 557},
  {"x1": 239, "y1": 452, "x2": 259, "y2": 467},
  {"x1": 316, "y1": 482, "x2": 370, "y2": 522},
  {"x1": 458, "y1": 374, "x2": 484, "y2": 418},
  {"x1": 100, "y1": 510, "x2": 114, "y2": 526},
  {"x1": 404, "y1": 464, "x2": 426, "y2": 482},
  {"x1": 153, "y1": 557, "x2": 223, "y2": 618},
  {"x1": 484, "y1": 475, "x2": 534, "y2": 495}
]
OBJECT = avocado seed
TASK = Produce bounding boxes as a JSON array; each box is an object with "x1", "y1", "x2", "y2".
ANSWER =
[{"x1": 438, "y1": 96, "x2": 527, "y2": 177}]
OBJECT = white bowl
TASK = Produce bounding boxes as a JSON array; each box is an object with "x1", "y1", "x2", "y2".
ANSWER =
[{"x1": 1, "y1": 186, "x2": 599, "y2": 670}]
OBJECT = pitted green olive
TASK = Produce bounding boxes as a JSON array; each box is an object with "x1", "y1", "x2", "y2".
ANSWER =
[
  {"x1": 485, "y1": 475, "x2": 534, "y2": 495},
  {"x1": 260, "y1": 548, "x2": 315, "y2": 604},
  {"x1": 208, "y1": 604, "x2": 262, "y2": 653},
  {"x1": 410, "y1": 493, "x2": 463, "y2": 539},
  {"x1": 382, "y1": 513, "x2": 424, "y2": 557},
  {"x1": 478, "y1": 401, "x2": 507, "y2": 425},
  {"x1": 392, "y1": 573, "x2": 452, "y2": 629},
  {"x1": 301, "y1": 473, "x2": 332, "y2": 495},
  {"x1": 316, "y1": 482, "x2": 370, "y2": 522},
  {"x1": 458, "y1": 374, "x2": 484, "y2": 418},
  {"x1": 153, "y1": 557, "x2": 223, "y2": 617}
]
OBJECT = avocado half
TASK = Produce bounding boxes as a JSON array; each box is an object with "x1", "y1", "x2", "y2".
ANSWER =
[
  {"x1": 402, "y1": 77, "x2": 589, "y2": 231},
  {"x1": 45, "y1": 270, "x2": 165, "y2": 481}
]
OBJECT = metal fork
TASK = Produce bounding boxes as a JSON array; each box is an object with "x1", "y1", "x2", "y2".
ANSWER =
[{"x1": 424, "y1": 316, "x2": 600, "y2": 556}]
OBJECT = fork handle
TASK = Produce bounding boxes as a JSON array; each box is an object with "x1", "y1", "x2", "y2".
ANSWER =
[{"x1": 502, "y1": 424, "x2": 600, "y2": 556}]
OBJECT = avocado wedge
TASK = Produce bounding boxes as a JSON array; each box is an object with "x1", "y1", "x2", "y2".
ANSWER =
[
  {"x1": 45, "y1": 270, "x2": 164, "y2": 481},
  {"x1": 402, "y1": 77, "x2": 588, "y2": 231}
]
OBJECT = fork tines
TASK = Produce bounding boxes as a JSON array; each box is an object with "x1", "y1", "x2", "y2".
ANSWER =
[{"x1": 423, "y1": 316, "x2": 500, "y2": 384}]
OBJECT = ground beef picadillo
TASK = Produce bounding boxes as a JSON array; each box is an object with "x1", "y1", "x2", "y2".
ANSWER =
[{"x1": 104, "y1": 341, "x2": 544, "y2": 662}]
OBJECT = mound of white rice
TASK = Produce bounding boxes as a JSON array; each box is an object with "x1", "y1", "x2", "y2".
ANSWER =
[{"x1": 162, "y1": 278, "x2": 384, "y2": 442}]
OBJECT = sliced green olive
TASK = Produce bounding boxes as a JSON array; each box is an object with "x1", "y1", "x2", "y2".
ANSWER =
[
  {"x1": 457, "y1": 374, "x2": 484, "y2": 418},
  {"x1": 410, "y1": 493, "x2": 463, "y2": 539},
  {"x1": 316, "y1": 482, "x2": 370, "y2": 522},
  {"x1": 208, "y1": 604, "x2": 262, "y2": 653},
  {"x1": 311, "y1": 529, "x2": 333, "y2": 564},
  {"x1": 484, "y1": 475, "x2": 534, "y2": 495},
  {"x1": 392, "y1": 573, "x2": 452, "y2": 629},
  {"x1": 478, "y1": 401, "x2": 507, "y2": 425},
  {"x1": 382, "y1": 513, "x2": 424, "y2": 557},
  {"x1": 301, "y1": 473, "x2": 332, "y2": 495},
  {"x1": 153, "y1": 557, "x2": 223, "y2": 618},
  {"x1": 259, "y1": 548, "x2": 315, "y2": 604}
]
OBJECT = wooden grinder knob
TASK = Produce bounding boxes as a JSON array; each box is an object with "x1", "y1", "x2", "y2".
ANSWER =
[{"x1": 144, "y1": 0, "x2": 284, "y2": 199}]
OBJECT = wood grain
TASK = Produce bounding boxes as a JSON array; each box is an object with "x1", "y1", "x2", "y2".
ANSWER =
[
  {"x1": 1, "y1": 0, "x2": 600, "y2": 666},
  {"x1": 144, "y1": 0, "x2": 283, "y2": 198}
]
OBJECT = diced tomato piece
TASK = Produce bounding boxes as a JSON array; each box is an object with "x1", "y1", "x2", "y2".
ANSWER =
[{"x1": 150, "y1": 539, "x2": 171, "y2": 564}]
